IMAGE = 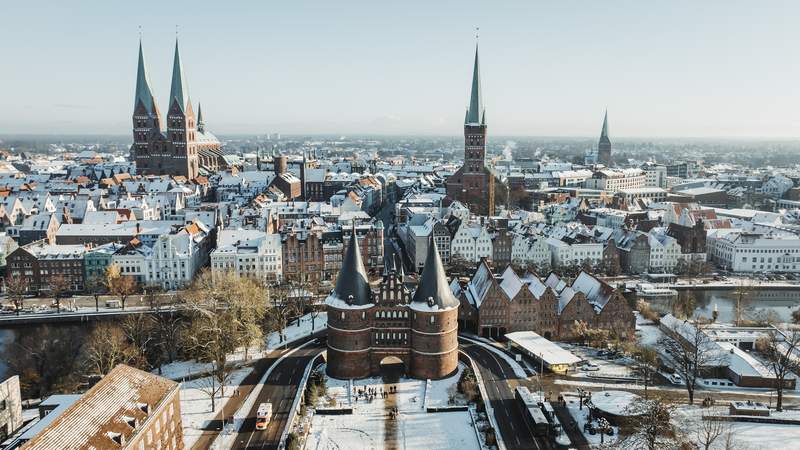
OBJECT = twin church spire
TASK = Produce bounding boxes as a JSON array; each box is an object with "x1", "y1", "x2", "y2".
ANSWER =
[{"x1": 133, "y1": 38, "x2": 191, "y2": 117}]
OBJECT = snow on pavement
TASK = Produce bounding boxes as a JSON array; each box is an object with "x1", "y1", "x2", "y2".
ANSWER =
[
  {"x1": 266, "y1": 312, "x2": 327, "y2": 350},
  {"x1": 180, "y1": 366, "x2": 252, "y2": 449},
  {"x1": 306, "y1": 363, "x2": 480, "y2": 450}
]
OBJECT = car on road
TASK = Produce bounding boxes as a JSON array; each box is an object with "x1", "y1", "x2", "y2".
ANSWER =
[
  {"x1": 668, "y1": 373, "x2": 683, "y2": 385},
  {"x1": 581, "y1": 363, "x2": 600, "y2": 372}
]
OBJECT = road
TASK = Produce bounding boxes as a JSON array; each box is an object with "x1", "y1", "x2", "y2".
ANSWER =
[
  {"x1": 459, "y1": 338, "x2": 554, "y2": 450},
  {"x1": 232, "y1": 339, "x2": 326, "y2": 450}
]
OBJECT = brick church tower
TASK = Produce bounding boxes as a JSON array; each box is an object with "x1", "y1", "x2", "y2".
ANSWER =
[
  {"x1": 597, "y1": 110, "x2": 612, "y2": 167},
  {"x1": 131, "y1": 39, "x2": 224, "y2": 179},
  {"x1": 446, "y1": 44, "x2": 495, "y2": 216}
]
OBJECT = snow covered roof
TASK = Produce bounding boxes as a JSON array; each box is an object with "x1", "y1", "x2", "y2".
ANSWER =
[
  {"x1": 506, "y1": 331, "x2": 581, "y2": 366},
  {"x1": 411, "y1": 239, "x2": 459, "y2": 312},
  {"x1": 325, "y1": 226, "x2": 373, "y2": 309},
  {"x1": 499, "y1": 266, "x2": 523, "y2": 299},
  {"x1": 464, "y1": 260, "x2": 494, "y2": 308}
]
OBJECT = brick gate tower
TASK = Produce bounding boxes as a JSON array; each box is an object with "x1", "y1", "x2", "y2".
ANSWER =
[{"x1": 325, "y1": 231, "x2": 459, "y2": 380}]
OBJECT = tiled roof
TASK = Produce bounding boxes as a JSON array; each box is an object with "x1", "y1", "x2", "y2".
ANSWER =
[{"x1": 22, "y1": 364, "x2": 178, "y2": 450}]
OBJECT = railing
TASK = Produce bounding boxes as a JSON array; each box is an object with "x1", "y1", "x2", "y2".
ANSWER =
[{"x1": 277, "y1": 352, "x2": 324, "y2": 450}]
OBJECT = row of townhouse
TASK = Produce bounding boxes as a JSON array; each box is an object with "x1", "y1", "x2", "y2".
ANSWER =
[{"x1": 453, "y1": 261, "x2": 636, "y2": 340}]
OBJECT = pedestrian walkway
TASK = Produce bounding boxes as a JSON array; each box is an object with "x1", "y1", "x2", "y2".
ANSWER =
[{"x1": 552, "y1": 404, "x2": 590, "y2": 450}]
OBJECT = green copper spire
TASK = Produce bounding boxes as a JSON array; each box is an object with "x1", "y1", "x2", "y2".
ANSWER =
[
  {"x1": 169, "y1": 39, "x2": 189, "y2": 113},
  {"x1": 465, "y1": 44, "x2": 484, "y2": 125},
  {"x1": 197, "y1": 102, "x2": 204, "y2": 132},
  {"x1": 600, "y1": 109, "x2": 610, "y2": 143},
  {"x1": 134, "y1": 39, "x2": 156, "y2": 115}
]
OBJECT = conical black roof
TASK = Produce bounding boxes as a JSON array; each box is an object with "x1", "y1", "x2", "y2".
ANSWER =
[
  {"x1": 411, "y1": 238, "x2": 459, "y2": 311},
  {"x1": 328, "y1": 226, "x2": 372, "y2": 307}
]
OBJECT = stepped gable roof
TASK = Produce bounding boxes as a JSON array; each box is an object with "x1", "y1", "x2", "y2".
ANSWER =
[
  {"x1": 325, "y1": 225, "x2": 372, "y2": 309},
  {"x1": 411, "y1": 238, "x2": 460, "y2": 311}
]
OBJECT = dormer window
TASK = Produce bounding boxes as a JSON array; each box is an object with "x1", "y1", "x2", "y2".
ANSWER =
[
  {"x1": 122, "y1": 415, "x2": 137, "y2": 429},
  {"x1": 106, "y1": 431, "x2": 124, "y2": 446}
]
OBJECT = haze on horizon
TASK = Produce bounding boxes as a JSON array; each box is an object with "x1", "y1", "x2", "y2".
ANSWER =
[{"x1": 2, "y1": 0, "x2": 800, "y2": 138}]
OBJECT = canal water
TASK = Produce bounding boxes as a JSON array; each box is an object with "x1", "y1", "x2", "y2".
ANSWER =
[
  {"x1": 0, "y1": 323, "x2": 90, "y2": 381},
  {"x1": 648, "y1": 288, "x2": 800, "y2": 323}
]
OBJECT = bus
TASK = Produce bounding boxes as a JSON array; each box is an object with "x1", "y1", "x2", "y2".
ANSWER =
[
  {"x1": 255, "y1": 402, "x2": 273, "y2": 430},
  {"x1": 514, "y1": 386, "x2": 550, "y2": 437}
]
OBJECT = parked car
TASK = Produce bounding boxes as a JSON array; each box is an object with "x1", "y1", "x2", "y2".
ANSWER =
[
  {"x1": 581, "y1": 363, "x2": 600, "y2": 372},
  {"x1": 668, "y1": 373, "x2": 683, "y2": 385}
]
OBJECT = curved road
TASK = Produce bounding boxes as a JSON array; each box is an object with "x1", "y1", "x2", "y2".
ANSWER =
[
  {"x1": 232, "y1": 339, "x2": 325, "y2": 450},
  {"x1": 459, "y1": 338, "x2": 554, "y2": 450}
]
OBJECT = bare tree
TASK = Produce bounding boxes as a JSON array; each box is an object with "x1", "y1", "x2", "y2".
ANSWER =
[
  {"x1": 85, "y1": 274, "x2": 106, "y2": 312},
  {"x1": 694, "y1": 417, "x2": 730, "y2": 450},
  {"x1": 5, "y1": 276, "x2": 28, "y2": 316},
  {"x1": 632, "y1": 345, "x2": 658, "y2": 399},
  {"x1": 659, "y1": 319, "x2": 722, "y2": 404},
  {"x1": 267, "y1": 282, "x2": 302, "y2": 345},
  {"x1": 673, "y1": 290, "x2": 696, "y2": 320},
  {"x1": 83, "y1": 322, "x2": 137, "y2": 376},
  {"x1": 152, "y1": 309, "x2": 183, "y2": 365},
  {"x1": 106, "y1": 264, "x2": 138, "y2": 310},
  {"x1": 121, "y1": 313, "x2": 159, "y2": 370},
  {"x1": 47, "y1": 274, "x2": 71, "y2": 313},
  {"x1": 620, "y1": 396, "x2": 676, "y2": 450},
  {"x1": 733, "y1": 279, "x2": 753, "y2": 326},
  {"x1": 6, "y1": 325, "x2": 86, "y2": 398},
  {"x1": 755, "y1": 329, "x2": 800, "y2": 412},
  {"x1": 143, "y1": 284, "x2": 164, "y2": 310},
  {"x1": 182, "y1": 270, "x2": 266, "y2": 407}
]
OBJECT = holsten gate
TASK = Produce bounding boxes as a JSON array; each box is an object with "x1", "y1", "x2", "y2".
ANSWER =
[{"x1": 325, "y1": 229, "x2": 460, "y2": 380}]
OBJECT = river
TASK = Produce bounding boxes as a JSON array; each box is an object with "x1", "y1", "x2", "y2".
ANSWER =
[{"x1": 647, "y1": 287, "x2": 800, "y2": 323}]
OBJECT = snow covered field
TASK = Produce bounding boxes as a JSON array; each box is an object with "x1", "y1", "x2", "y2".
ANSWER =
[
  {"x1": 306, "y1": 363, "x2": 481, "y2": 450},
  {"x1": 671, "y1": 404, "x2": 800, "y2": 450}
]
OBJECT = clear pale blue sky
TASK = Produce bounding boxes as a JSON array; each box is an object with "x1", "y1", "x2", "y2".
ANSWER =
[{"x1": 2, "y1": 1, "x2": 800, "y2": 137}]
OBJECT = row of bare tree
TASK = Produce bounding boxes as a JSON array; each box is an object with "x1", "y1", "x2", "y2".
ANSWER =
[{"x1": 6, "y1": 270, "x2": 320, "y2": 409}]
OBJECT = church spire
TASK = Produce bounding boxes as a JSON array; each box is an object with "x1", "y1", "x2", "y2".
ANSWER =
[
  {"x1": 134, "y1": 39, "x2": 156, "y2": 115},
  {"x1": 465, "y1": 44, "x2": 484, "y2": 125},
  {"x1": 600, "y1": 109, "x2": 610, "y2": 143},
  {"x1": 197, "y1": 102, "x2": 205, "y2": 133},
  {"x1": 169, "y1": 38, "x2": 189, "y2": 113}
]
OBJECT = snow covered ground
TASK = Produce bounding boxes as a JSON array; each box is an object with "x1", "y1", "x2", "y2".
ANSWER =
[
  {"x1": 564, "y1": 345, "x2": 635, "y2": 379},
  {"x1": 266, "y1": 312, "x2": 327, "y2": 350},
  {"x1": 180, "y1": 366, "x2": 252, "y2": 449},
  {"x1": 156, "y1": 311, "x2": 328, "y2": 381},
  {"x1": 427, "y1": 364, "x2": 468, "y2": 408},
  {"x1": 563, "y1": 394, "x2": 619, "y2": 448},
  {"x1": 672, "y1": 404, "x2": 800, "y2": 450},
  {"x1": 306, "y1": 364, "x2": 481, "y2": 450}
]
